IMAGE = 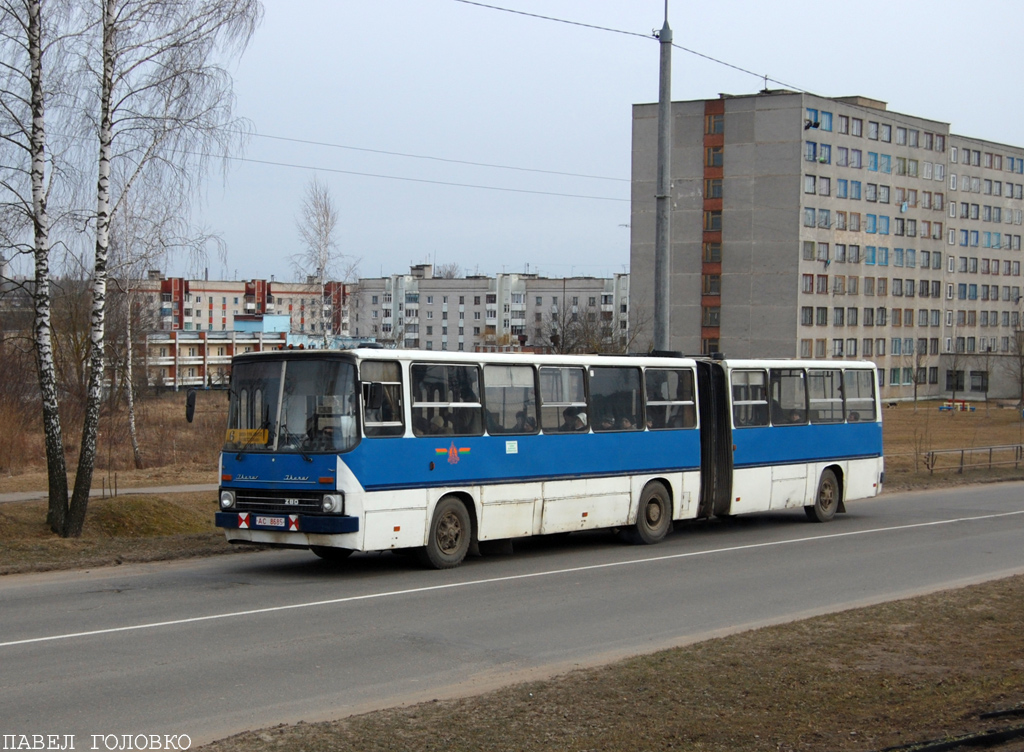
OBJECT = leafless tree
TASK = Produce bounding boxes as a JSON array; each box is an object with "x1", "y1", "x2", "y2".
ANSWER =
[
  {"x1": 537, "y1": 295, "x2": 645, "y2": 354},
  {"x1": 293, "y1": 176, "x2": 344, "y2": 345},
  {"x1": 108, "y1": 174, "x2": 219, "y2": 468},
  {"x1": 434, "y1": 261, "x2": 461, "y2": 280},
  {"x1": 1003, "y1": 327, "x2": 1024, "y2": 409},
  {"x1": 946, "y1": 331, "x2": 968, "y2": 404},
  {"x1": 65, "y1": 0, "x2": 261, "y2": 536},
  {"x1": 1, "y1": 0, "x2": 260, "y2": 536},
  {"x1": 905, "y1": 337, "x2": 930, "y2": 410},
  {"x1": 0, "y1": 0, "x2": 82, "y2": 530},
  {"x1": 974, "y1": 342, "x2": 994, "y2": 412}
]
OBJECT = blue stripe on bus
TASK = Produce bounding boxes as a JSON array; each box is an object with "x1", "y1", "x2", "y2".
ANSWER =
[
  {"x1": 222, "y1": 429, "x2": 704, "y2": 492},
  {"x1": 344, "y1": 430, "x2": 704, "y2": 491},
  {"x1": 220, "y1": 422, "x2": 881, "y2": 494},
  {"x1": 732, "y1": 421, "x2": 882, "y2": 467}
]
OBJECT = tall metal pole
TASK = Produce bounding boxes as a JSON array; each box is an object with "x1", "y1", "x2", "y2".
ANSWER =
[{"x1": 653, "y1": 8, "x2": 672, "y2": 352}]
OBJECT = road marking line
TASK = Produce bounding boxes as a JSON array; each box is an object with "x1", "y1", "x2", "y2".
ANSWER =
[{"x1": 3, "y1": 509, "x2": 1023, "y2": 649}]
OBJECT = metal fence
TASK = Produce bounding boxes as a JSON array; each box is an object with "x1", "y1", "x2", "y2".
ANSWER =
[{"x1": 916, "y1": 445, "x2": 1024, "y2": 475}]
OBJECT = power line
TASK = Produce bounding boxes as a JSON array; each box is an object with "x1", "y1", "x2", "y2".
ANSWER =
[
  {"x1": 247, "y1": 131, "x2": 629, "y2": 182},
  {"x1": 452, "y1": 1, "x2": 954, "y2": 136},
  {"x1": 224, "y1": 153, "x2": 629, "y2": 202},
  {"x1": 452, "y1": 0, "x2": 652, "y2": 40},
  {"x1": 453, "y1": 0, "x2": 783, "y2": 84}
]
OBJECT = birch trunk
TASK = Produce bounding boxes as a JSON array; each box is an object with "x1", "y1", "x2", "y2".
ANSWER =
[
  {"x1": 125, "y1": 297, "x2": 142, "y2": 468},
  {"x1": 25, "y1": 0, "x2": 71, "y2": 532},
  {"x1": 65, "y1": 0, "x2": 113, "y2": 537}
]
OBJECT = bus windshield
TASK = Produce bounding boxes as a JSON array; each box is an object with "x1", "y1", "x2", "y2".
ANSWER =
[{"x1": 224, "y1": 359, "x2": 358, "y2": 454}]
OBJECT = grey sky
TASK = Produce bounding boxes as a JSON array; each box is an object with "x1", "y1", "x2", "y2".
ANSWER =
[{"x1": 192, "y1": 0, "x2": 1024, "y2": 283}]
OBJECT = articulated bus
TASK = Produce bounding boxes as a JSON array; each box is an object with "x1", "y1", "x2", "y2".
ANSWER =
[{"x1": 210, "y1": 349, "x2": 883, "y2": 568}]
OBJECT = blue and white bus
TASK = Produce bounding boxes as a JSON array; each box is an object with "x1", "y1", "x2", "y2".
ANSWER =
[{"x1": 210, "y1": 349, "x2": 883, "y2": 568}]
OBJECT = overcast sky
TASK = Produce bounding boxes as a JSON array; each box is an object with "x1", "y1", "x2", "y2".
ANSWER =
[{"x1": 189, "y1": 0, "x2": 1024, "y2": 283}]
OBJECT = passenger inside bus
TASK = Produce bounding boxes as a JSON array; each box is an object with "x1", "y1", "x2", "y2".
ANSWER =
[
  {"x1": 430, "y1": 415, "x2": 453, "y2": 434},
  {"x1": 513, "y1": 411, "x2": 537, "y2": 433},
  {"x1": 559, "y1": 407, "x2": 588, "y2": 432}
]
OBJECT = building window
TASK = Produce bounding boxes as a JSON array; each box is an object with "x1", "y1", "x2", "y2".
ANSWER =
[
  {"x1": 706, "y1": 146, "x2": 723, "y2": 167},
  {"x1": 702, "y1": 275, "x2": 721, "y2": 295}
]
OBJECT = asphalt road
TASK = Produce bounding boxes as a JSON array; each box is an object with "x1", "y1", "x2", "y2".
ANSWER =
[{"x1": 2, "y1": 483, "x2": 1023, "y2": 747}]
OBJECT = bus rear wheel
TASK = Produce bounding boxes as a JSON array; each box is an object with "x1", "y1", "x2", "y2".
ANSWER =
[
  {"x1": 626, "y1": 482, "x2": 672, "y2": 545},
  {"x1": 418, "y1": 496, "x2": 471, "y2": 569},
  {"x1": 311, "y1": 546, "x2": 354, "y2": 562},
  {"x1": 806, "y1": 469, "x2": 839, "y2": 522}
]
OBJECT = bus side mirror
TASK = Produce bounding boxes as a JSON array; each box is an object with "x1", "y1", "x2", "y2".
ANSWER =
[
  {"x1": 185, "y1": 389, "x2": 197, "y2": 423},
  {"x1": 364, "y1": 382, "x2": 383, "y2": 410}
]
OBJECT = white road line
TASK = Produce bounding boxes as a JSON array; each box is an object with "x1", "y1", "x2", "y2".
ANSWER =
[{"x1": 3, "y1": 509, "x2": 1023, "y2": 649}]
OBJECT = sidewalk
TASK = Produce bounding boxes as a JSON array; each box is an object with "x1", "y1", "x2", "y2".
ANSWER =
[{"x1": 0, "y1": 484, "x2": 217, "y2": 504}]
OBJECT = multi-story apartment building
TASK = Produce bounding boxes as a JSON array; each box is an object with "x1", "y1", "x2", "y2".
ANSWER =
[
  {"x1": 136, "y1": 267, "x2": 632, "y2": 387},
  {"x1": 349, "y1": 264, "x2": 632, "y2": 352},
  {"x1": 132, "y1": 272, "x2": 353, "y2": 337},
  {"x1": 143, "y1": 317, "x2": 374, "y2": 389},
  {"x1": 630, "y1": 90, "x2": 1024, "y2": 400}
]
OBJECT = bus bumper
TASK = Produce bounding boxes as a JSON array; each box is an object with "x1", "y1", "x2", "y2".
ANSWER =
[{"x1": 216, "y1": 511, "x2": 360, "y2": 534}]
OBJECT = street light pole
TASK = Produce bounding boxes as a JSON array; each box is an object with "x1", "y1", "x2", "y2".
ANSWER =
[{"x1": 653, "y1": 6, "x2": 672, "y2": 352}]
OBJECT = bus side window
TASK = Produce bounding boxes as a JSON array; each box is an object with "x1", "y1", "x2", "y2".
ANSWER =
[
  {"x1": 769, "y1": 368, "x2": 807, "y2": 426},
  {"x1": 483, "y1": 364, "x2": 538, "y2": 435},
  {"x1": 361, "y1": 361, "x2": 405, "y2": 437},
  {"x1": 808, "y1": 369, "x2": 844, "y2": 423},
  {"x1": 644, "y1": 368, "x2": 696, "y2": 430},
  {"x1": 538, "y1": 366, "x2": 587, "y2": 433},
  {"x1": 731, "y1": 370, "x2": 769, "y2": 427},
  {"x1": 844, "y1": 369, "x2": 877, "y2": 422},
  {"x1": 590, "y1": 366, "x2": 642, "y2": 431},
  {"x1": 411, "y1": 363, "x2": 483, "y2": 437}
]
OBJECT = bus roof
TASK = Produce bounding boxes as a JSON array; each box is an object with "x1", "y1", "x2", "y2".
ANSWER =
[{"x1": 231, "y1": 347, "x2": 876, "y2": 373}]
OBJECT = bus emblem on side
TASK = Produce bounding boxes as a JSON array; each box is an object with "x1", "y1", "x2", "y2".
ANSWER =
[{"x1": 435, "y1": 443, "x2": 471, "y2": 465}]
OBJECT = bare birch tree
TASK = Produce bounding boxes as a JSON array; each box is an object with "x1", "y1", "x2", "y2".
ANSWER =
[
  {"x1": 108, "y1": 172, "x2": 220, "y2": 468},
  {"x1": 57, "y1": 0, "x2": 262, "y2": 536},
  {"x1": 293, "y1": 176, "x2": 358, "y2": 346},
  {"x1": 0, "y1": 0, "x2": 81, "y2": 531},
  {"x1": 294, "y1": 176, "x2": 338, "y2": 346}
]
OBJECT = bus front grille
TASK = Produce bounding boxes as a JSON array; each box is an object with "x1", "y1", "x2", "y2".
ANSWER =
[{"x1": 234, "y1": 489, "x2": 323, "y2": 514}]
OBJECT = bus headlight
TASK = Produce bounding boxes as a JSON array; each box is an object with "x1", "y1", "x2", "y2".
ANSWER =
[
  {"x1": 220, "y1": 490, "x2": 236, "y2": 509},
  {"x1": 322, "y1": 493, "x2": 343, "y2": 514}
]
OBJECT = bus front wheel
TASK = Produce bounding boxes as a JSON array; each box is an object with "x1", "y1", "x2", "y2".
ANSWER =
[
  {"x1": 418, "y1": 496, "x2": 471, "y2": 569},
  {"x1": 806, "y1": 469, "x2": 839, "y2": 522},
  {"x1": 625, "y1": 482, "x2": 672, "y2": 545}
]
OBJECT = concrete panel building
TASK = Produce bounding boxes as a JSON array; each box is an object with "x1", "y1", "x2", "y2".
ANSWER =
[
  {"x1": 350, "y1": 265, "x2": 632, "y2": 353},
  {"x1": 631, "y1": 90, "x2": 1024, "y2": 400},
  {"x1": 132, "y1": 272, "x2": 353, "y2": 337}
]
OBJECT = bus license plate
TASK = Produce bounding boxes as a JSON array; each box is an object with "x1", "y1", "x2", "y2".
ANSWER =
[{"x1": 256, "y1": 515, "x2": 287, "y2": 528}]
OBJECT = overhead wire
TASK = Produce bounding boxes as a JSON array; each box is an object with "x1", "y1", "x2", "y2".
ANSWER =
[
  {"x1": 224, "y1": 154, "x2": 629, "y2": 202},
  {"x1": 219, "y1": 5, "x2": 947, "y2": 206},
  {"x1": 452, "y1": 0, "x2": 962, "y2": 137},
  {"x1": 246, "y1": 131, "x2": 629, "y2": 182}
]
